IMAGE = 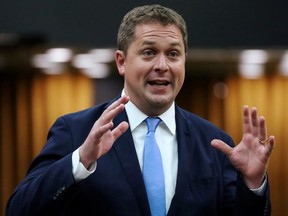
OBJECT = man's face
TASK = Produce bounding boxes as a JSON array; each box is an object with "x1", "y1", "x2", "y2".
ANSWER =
[{"x1": 115, "y1": 22, "x2": 186, "y2": 116}]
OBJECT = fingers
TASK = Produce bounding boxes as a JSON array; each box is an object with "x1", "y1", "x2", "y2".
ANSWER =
[
  {"x1": 265, "y1": 135, "x2": 275, "y2": 157},
  {"x1": 242, "y1": 106, "x2": 252, "y2": 134},
  {"x1": 112, "y1": 122, "x2": 129, "y2": 140},
  {"x1": 258, "y1": 116, "x2": 267, "y2": 143},
  {"x1": 101, "y1": 95, "x2": 130, "y2": 123},
  {"x1": 92, "y1": 95, "x2": 129, "y2": 129},
  {"x1": 243, "y1": 105, "x2": 267, "y2": 141},
  {"x1": 89, "y1": 95, "x2": 130, "y2": 140},
  {"x1": 93, "y1": 122, "x2": 114, "y2": 140},
  {"x1": 211, "y1": 139, "x2": 233, "y2": 157},
  {"x1": 105, "y1": 95, "x2": 130, "y2": 113},
  {"x1": 250, "y1": 107, "x2": 260, "y2": 137}
]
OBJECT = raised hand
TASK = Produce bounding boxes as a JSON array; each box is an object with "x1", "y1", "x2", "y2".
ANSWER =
[
  {"x1": 211, "y1": 106, "x2": 275, "y2": 188},
  {"x1": 79, "y1": 95, "x2": 130, "y2": 169}
]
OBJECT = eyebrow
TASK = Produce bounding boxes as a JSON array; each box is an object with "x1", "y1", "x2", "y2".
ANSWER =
[
  {"x1": 141, "y1": 40, "x2": 182, "y2": 48},
  {"x1": 141, "y1": 41, "x2": 155, "y2": 46}
]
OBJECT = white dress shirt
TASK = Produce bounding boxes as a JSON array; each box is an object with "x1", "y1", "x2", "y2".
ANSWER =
[{"x1": 125, "y1": 100, "x2": 178, "y2": 211}]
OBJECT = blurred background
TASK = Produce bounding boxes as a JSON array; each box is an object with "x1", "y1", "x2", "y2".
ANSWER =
[{"x1": 1, "y1": 0, "x2": 288, "y2": 215}]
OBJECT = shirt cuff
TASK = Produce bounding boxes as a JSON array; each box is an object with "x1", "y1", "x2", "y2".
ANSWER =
[
  {"x1": 72, "y1": 148, "x2": 97, "y2": 182},
  {"x1": 250, "y1": 175, "x2": 267, "y2": 196}
]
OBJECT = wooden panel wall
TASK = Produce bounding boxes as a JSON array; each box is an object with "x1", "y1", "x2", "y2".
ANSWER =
[{"x1": 0, "y1": 73, "x2": 93, "y2": 216}]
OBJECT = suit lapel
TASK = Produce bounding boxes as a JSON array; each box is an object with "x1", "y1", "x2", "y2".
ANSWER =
[
  {"x1": 168, "y1": 107, "x2": 197, "y2": 214},
  {"x1": 112, "y1": 109, "x2": 151, "y2": 216},
  {"x1": 176, "y1": 106, "x2": 196, "y2": 189}
]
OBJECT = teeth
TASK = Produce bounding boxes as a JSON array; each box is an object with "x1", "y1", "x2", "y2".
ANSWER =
[
  {"x1": 149, "y1": 80, "x2": 168, "y2": 85},
  {"x1": 155, "y1": 81, "x2": 165, "y2": 84}
]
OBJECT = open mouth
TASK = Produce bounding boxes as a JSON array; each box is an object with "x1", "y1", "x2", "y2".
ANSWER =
[{"x1": 148, "y1": 80, "x2": 170, "y2": 86}]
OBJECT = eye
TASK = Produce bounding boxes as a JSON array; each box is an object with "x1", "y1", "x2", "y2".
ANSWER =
[
  {"x1": 168, "y1": 51, "x2": 179, "y2": 58},
  {"x1": 143, "y1": 50, "x2": 155, "y2": 57}
]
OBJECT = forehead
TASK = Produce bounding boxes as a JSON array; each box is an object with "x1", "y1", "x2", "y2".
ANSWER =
[{"x1": 133, "y1": 23, "x2": 184, "y2": 47}]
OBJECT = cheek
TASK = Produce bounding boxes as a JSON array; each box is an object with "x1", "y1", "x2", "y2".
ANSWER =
[
  {"x1": 126, "y1": 62, "x2": 149, "y2": 80},
  {"x1": 174, "y1": 66, "x2": 185, "y2": 83},
  {"x1": 180, "y1": 72, "x2": 185, "y2": 84},
  {"x1": 125, "y1": 68, "x2": 143, "y2": 85},
  {"x1": 172, "y1": 71, "x2": 185, "y2": 94}
]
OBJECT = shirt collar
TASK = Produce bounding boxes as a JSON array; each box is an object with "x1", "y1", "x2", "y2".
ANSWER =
[{"x1": 122, "y1": 90, "x2": 176, "y2": 135}]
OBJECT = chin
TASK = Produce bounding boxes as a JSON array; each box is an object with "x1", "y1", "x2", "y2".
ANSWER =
[{"x1": 150, "y1": 96, "x2": 172, "y2": 109}]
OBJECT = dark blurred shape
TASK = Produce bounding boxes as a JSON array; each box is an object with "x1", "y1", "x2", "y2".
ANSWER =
[
  {"x1": 0, "y1": 33, "x2": 46, "y2": 75},
  {"x1": 0, "y1": 33, "x2": 46, "y2": 47}
]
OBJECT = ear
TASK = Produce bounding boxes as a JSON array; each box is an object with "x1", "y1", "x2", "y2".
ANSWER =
[{"x1": 115, "y1": 50, "x2": 125, "y2": 76}]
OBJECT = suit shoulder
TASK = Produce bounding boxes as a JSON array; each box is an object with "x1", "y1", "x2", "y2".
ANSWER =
[
  {"x1": 54, "y1": 100, "x2": 112, "y2": 127},
  {"x1": 176, "y1": 106, "x2": 232, "y2": 139},
  {"x1": 176, "y1": 107, "x2": 215, "y2": 127}
]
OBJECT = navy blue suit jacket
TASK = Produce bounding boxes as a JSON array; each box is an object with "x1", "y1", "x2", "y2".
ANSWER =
[{"x1": 6, "y1": 97, "x2": 271, "y2": 216}]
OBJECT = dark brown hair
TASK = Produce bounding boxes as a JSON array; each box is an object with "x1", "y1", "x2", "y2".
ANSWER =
[{"x1": 117, "y1": 4, "x2": 188, "y2": 54}]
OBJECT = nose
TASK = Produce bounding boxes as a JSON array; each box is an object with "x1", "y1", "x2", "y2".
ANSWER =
[{"x1": 154, "y1": 54, "x2": 169, "y2": 72}]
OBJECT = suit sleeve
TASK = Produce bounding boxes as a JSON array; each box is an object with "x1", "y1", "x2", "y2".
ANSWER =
[
  {"x1": 5, "y1": 117, "x2": 82, "y2": 216},
  {"x1": 232, "y1": 174, "x2": 271, "y2": 216}
]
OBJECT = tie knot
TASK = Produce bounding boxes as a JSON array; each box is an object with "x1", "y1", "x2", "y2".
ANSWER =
[{"x1": 145, "y1": 117, "x2": 161, "y2": 133}]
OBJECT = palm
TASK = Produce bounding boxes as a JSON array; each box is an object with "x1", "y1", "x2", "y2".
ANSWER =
[
  {"x1": 79, "y1": 96, "x2": 130, "y2": 168},
  {"x1": 211, "y1": 106, "x2": 275, "y2": 188},
  {"x1": 230, "y1": 133, "x2": 269, "y2": 182}
]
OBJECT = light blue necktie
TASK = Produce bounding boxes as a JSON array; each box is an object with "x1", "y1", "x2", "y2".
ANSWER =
[{"x1": 143, "y1": 117, "x2": 166, "y2": 216}]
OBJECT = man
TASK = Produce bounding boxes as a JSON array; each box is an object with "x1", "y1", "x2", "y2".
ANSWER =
[{"x1": 6, "y1": 4, "x2": 275, "y2": 216}]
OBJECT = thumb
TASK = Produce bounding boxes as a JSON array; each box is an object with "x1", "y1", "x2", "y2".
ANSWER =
[{"x1": 211, "y1": 139, "x2": 233, "y2": 157}]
